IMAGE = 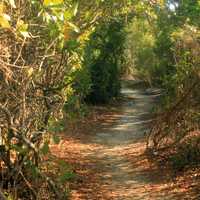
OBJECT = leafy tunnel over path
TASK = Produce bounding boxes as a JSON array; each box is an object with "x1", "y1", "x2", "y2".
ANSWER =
[{"x1": 1, "y1": 0, "x2": 200, "y2": 199}]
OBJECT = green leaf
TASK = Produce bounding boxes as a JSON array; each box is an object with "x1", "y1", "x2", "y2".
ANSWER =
[
  {"x1": 16, "y1": 20, "x2": 30, "y2": 38},
  {"x1": 73, "y1": 1, "x2": 79, "y2": 16},
  {"x1": 43, "y1": 0, "x2": 63, "y2": 6},
  {"x1": 64, "y1": 11, "x2": 73, "y2": 21},
  {"x1": 25, "y1": 160, "x2": 39, "y2": 177},
  {"x1": 58, "y1": 160, "x2": 70, "y2": 171},
  {"x1": 0, "y1": 14, "x2": 11, "y2": 28},
  {"x1": 40, "y1": 142, "x2": 49, "y2": 155},
  {"x1": 20, "y1": 31, "x2": 31, "y2": 38},
  {"x1": 59, "y1": 171, "x2": 76, "y2": 183},
  {"x1": 58, "y1": 160, "x2": 75, "y2": 183},
  {"x1": 52, "y1": 134, "x2": 60, "y2": 144},
  {"x1": 48, "y1": 119, "x2": 64, "y2": 132},
  {"x1": 11, "y1": 144, "x2": 28, "y2": 155},
  {"x1": 30, "y1": 164, "x2": 39, "y2": 177},
  {"x1": 65, "y1": 40, "x2": 80, "y2": 51}
]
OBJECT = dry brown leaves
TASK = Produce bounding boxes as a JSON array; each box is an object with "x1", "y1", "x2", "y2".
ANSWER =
[{"x1": 51, "y1": 105, "x2": 200, "y2": 200}]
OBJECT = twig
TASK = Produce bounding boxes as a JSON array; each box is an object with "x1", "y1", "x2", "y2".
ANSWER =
[
  {"x1": 19, "y1": 171, "x2": 37, "y2": 199},
  {"x1": 14, "y1": 37, "x2": 26, "y2": 65}
]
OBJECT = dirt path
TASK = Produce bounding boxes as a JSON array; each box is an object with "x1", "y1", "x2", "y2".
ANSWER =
[
  {"x1": 53, "y1": 82, "x2": 196, "y2": 199},
  {"x1": 82, "y1": 84, "x2": 170, "y2": 200}
]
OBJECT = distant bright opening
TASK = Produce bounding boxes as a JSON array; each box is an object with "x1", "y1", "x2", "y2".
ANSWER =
[
  {"x1": 168, "y1": 2, "x2": 179, "y2": 12},
  {"x1": 169, "y1": 3, "x2": 176, "y2": 11}
]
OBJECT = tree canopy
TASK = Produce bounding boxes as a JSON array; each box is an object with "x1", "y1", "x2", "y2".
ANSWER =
[{"x1": 1, "y1": 0, "x2": 200, "y2": 199}]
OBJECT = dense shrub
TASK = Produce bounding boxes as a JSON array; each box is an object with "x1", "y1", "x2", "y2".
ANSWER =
[
  {"x1": 85, "y1": 19, "x2": 126, "y2": 104},
  {"x1": 147, "y1": 24, "x2": 200, "y2": 158},
  {"x1": 0, "y1": 0, "x2": 130, "y2": 198}
]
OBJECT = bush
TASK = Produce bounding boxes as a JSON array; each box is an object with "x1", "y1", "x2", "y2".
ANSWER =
[
  {"x1": 171, "y1": 134, "x2": 200, "y2": 171},
  {"x1": 85, "y1": 19, "x2": 126, "y2": 104}
]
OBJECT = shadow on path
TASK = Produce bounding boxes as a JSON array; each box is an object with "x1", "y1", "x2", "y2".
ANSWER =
[{"x1": 52, "y1": 81, "x2": 200, "y2": 199}]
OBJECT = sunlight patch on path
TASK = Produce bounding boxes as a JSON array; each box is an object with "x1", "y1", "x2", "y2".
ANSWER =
[{"x1": 86, "y1": 84, "x2": 176, "y2": 200}]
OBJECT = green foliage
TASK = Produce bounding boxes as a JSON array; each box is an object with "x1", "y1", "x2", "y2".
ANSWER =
[
  {"x1": 40, "y1": 141, "x2": 50, "y2": 155},
  {"x1": 59, "y1": 171, "x2": 76, "y2": 183},
  {"x1": 58, "y1": 160, "x2": 76, "y2": 183},
  {"x1": 171, "y1": 137, "x2": 200, "y2": 171},
  {"x1": 48, "y1": 119, "x2": 65, "y2": 133},
  {"x1": 171, "y1": 0, "x2": 200, "y2": 26},
  {"x1": 126, "y1": 0, "x2": 200, "y2": 92},
  {"x1": 85, "y1": 19, "x2": 126, "y2": 103},
  {"x1": 146, "y1": 1, "x2": 200, "y2": 172},
  {"x1": 125, "y1": 18, "x2": 158, "y2": 84},
  {"x1": 52, "y1": 134, "x2": 61, "y2": 144},
  {"x1": 0, "y1": 0, "x2": 135, "y2": 198},
  {"x1": 6, "y1": 0, "x2": 200, "y2": 198}
]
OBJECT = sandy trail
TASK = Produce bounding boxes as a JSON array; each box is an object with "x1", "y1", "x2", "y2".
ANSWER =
[
  {"x1": 81, "y1": 83, "x2": 173, "y2": 200},
  {"x1": 52, "y1": 82, "x2": 198, "y2": 199}
]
